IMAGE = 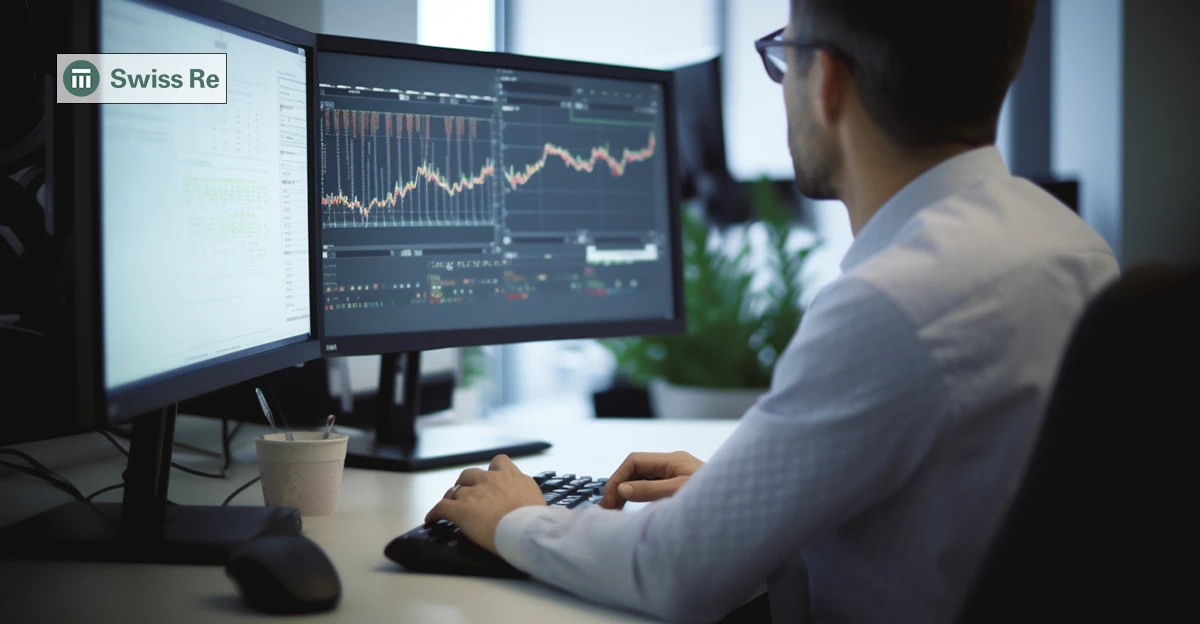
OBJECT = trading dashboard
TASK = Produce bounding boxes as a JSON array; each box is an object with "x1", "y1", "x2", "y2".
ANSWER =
[{"x1": 317, "y1": 52, "x2": 676, "y2": 340}]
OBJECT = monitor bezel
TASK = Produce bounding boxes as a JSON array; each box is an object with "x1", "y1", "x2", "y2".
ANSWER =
[
  {"x1": 312, "y1": 34, "x2": 687, "y2": 356},
  {"x1": 73, "y1": 0, "x2": 322, "y2": 426}
]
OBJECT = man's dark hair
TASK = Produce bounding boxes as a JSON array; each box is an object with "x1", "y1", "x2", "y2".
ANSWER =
[{"x1": 792, "y1": 0, "x2": 1036, "y2": 150}]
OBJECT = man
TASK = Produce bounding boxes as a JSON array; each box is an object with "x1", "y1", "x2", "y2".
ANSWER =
[{"x1": 427, "y1": 1, "x2": 1119, "y2": 622}]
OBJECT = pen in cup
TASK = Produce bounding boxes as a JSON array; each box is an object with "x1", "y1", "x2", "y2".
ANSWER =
[{"x1": 255, "y1": 387, "x2": 292, "y2": 441}]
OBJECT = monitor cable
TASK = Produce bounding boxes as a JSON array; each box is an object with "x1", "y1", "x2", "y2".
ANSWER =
[
  {"x1": 96, "y1": 429, "x2": 227, "y2": 480},
  {"x1": 221, "y1": 475, "x2": 261, "y2": 507},
  {"x1": 103, "y1": 420, "x2": 239, "y2": 465},
  {"x1": 0, "y1": 449, "x2": 118, "y2": 520},
  {"x1": 4, "y1": 417, "x2": 262, "y2": 509},
  {"x1": 83, "y1": 482, "x2": 124, "y2": 502},
  {"x1": 0, "y1": 449, "x2": 85, "y2": 501},
  {"x1": 101, "y1": 420, "x2": 263, "y2": 507}
]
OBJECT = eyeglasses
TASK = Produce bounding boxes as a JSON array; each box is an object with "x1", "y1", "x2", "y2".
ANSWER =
[{"x1": 754, "y1": 27, "x2": 853, "y2": 84}]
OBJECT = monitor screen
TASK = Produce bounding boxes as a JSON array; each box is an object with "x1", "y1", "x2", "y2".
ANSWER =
[
  {"x1": 100, "y1": 0, "x2": 312, "y2": 393},
  {"x1": 316, "y1": 50, "x2": 678, "y2": 351}
]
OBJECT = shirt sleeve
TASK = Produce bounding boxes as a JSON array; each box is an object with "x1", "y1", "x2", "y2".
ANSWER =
[{"x1": 494, "y1": 277, "x2": 949, "y2": 622}]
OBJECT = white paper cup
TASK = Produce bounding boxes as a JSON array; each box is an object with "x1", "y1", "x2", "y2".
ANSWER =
[{"x1": 255, "y1": 432, "x2": 349, "y2": 517}]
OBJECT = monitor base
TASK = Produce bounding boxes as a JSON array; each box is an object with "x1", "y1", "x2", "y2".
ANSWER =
[
  {"x1": 0, "y1": 502, "x2": 301, "y2": 565},
  {"x1": 345, "y1": 427, "x2": 551, "y2": 472}
]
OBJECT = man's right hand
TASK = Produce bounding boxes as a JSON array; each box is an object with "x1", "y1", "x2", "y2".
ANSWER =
[{"x1": 599, "y1": 451, "x2": 705, "y2": 509}]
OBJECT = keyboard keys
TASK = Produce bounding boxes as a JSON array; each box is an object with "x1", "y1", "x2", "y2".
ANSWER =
[
  {"x1": 568, "y1": 478, "x2": 591, "y2": 488},
  {"x1": 533, "y1": 471, "x2": 556, "y2": 485},
  {"x1": 553, "y1": 496, "x2": 586, "y2": 509},
  {"x1": 559, "y1": 474, "x2": 576, "y2": 482},
  {"x1": 540, "y1": 478, "x2": 566, "y2": 492},
  {"x1": 542, "y1": 493, "x2": 558, "y2": 504},
  {"x1": 575, "y1": 482, "x2": 601, "y2": 495}
]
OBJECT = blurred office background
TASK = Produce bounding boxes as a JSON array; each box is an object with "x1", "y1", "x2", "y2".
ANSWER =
[{"x1": 197, "y1": 0, "x2": 1200, "y2": 417}]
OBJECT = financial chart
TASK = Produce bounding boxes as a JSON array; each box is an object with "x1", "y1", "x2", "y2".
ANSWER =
[
  {"x1": 321, "y1": 110, "x2": 496, "y2": 228},
  {"x1": 317, "y1": 53, "x2": 675, "y2": 340}
]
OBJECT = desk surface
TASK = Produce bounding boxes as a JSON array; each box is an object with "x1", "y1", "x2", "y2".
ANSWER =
[{"x1": 0, "y1": 414, "x2": 738, "y2": 623}]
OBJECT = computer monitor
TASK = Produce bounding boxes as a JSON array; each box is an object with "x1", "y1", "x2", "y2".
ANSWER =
[
  {"x1": 0, "y1": 0, "x2": 320, "y2": 564},
  {"x1": 314, "y1": 36, "x2": 685, "y2": 471},
  {"x1": 95, "y1": 0, "x2": 319, "y2": 422},
  {"x1": 673, "y1": 56, "x2": 751, "y2": 226}
]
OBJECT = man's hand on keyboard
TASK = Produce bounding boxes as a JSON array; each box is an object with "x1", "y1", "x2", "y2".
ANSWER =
[
  {"x1": 599, "y1": 451, "x2": 705, "y2": 510},
  {"x1": 424, "y1": 454, "x2": 544, "y2": 555}
]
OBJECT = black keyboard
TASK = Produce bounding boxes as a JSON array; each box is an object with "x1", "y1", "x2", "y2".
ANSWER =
[{"x1": 384, "y1": 471, "x2": 608, "y2": 579}]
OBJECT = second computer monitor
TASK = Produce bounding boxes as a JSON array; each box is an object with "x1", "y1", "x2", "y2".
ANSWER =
[{"x1": 315, "y1": 38, "x2": 683, "y2": 355}]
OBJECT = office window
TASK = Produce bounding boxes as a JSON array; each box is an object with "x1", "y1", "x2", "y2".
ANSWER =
[
  {"x1": 417, "y1": 0, "x2": 495, "y2": 51},
  {"x1": 507, "y1": 0, "x2": 719, "y2": 67},
  {"x1": 722, "y1": 0, "x2": 791, "y2": 180}
]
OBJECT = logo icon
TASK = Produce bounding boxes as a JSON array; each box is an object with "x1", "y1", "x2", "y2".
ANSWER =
[{"x1": 63, "y1": 60, "x2": 100, "y2": 97}]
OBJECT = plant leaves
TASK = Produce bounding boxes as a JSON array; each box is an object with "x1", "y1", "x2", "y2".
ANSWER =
[{"x1": 603, "y1": 184, "x2": 817, "y2": 389}]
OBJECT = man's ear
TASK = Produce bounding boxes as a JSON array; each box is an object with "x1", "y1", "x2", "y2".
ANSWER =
[{"x1": 809, "y1": 49, "x2": 849, "y2": 129}]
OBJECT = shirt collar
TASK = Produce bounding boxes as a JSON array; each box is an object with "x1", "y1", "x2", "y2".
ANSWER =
[{"x1": 839, "y1": 146, "x2": 1010, "y2": 273}]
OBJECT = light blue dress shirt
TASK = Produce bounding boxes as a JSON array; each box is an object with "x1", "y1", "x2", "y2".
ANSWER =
[{"x1": 495, "y1": 147, "x2": 1120, "y2": 623}]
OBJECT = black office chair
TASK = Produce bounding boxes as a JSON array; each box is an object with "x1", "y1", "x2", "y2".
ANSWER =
[{"x1": 955, "y1": 263, "x2": 1200, "y2": 623}]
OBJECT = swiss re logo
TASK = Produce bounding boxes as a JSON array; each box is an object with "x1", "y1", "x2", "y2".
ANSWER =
[
  {"x1": 63, "y1": 60, "x2": 100, "y2": 97},
  {"x1": 56, "y1": 54, "x2": 228, "y2": 104}
]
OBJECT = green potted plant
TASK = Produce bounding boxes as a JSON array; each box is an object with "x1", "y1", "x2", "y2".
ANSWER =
[{"x1": 602, "y1": 178, "x2": 817, "y2": 419}]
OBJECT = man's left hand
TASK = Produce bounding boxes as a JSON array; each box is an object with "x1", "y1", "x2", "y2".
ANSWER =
[{"x1": 424, "y1": 454, "x2": 545, "y2": 554}]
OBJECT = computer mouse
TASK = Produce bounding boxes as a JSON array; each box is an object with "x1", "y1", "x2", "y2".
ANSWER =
[{"x1": 226, "y1": 535, "x2": 341, "y2": 615}]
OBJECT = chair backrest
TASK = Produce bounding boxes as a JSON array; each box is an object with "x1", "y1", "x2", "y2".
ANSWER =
[{"x1": 955, "y1": 263, "x2": 1200, "y2": 623}]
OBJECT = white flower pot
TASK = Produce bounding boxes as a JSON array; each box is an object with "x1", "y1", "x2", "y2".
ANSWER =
[{"x1": 648, "y1": 379, "x2": 764, "y2": 420}]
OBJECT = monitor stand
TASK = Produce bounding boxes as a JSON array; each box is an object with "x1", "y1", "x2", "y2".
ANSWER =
[
  {"x1": 343, "y1": 351, "x2": 551, "y2": 472},
  {"x1": 0, "y1": 405, "x2": 300, "y2": 565}
]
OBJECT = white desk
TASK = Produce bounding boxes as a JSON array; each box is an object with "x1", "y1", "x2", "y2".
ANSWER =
[{"x1": 0, "y1": 414, "x2": 738, "y2": 623}]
